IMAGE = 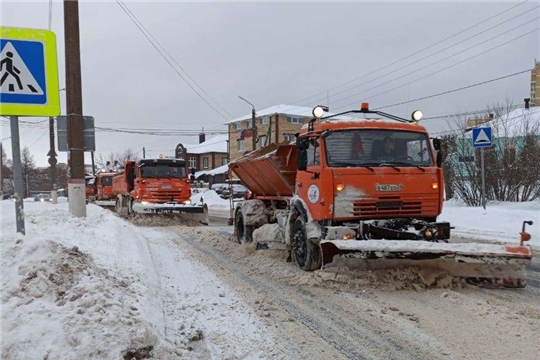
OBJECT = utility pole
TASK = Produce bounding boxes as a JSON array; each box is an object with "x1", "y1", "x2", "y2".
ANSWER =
[
  {"x1": 64, "y1": 0, "x2": 86, "y2": 217},
  {"x1": 143, "y1": 147, "x2": 146, "y2": 158},
  {"x1": 238, "y1": 96, "x2": 257, "y2": 151},
  {"x1": 48, "y1": 116, "x2": 58, "y2": 204}
]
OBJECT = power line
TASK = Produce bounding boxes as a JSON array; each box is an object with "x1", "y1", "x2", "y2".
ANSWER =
[
  {"x1": 372, "y1": 69, "x2": 531, "y2": 110},
  {"x1": 335, "y1": 27, "x2": 539, "y2": 111},
  {"x1": 305, "y1": 6, "x2": 539, "y2": 106},
  {"x1": 117, "y1": 0, "x2": 233, "y2": 118},
  {"x1": 332, "y1": 23, "x2": 539, "y2": 110},
  {"x1": 293, "y1": 0, "x2": 531, "y2": 104},
  {"x1": 115, "y1": 0, "x2": 231, "y2": 121}
]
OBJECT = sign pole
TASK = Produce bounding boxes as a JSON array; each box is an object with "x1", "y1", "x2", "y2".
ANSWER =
[
  {"x1": 10, "y1": 116, "x2": 25, "y2": 234},
  {"x1": 480, "y1": 147, "x2": 486, "y2": 210}
]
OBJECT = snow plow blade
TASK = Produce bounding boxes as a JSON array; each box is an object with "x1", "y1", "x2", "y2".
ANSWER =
[
  {"x1": 131, "y1": 203, "x2": 209, "y2": 226},
  {"x1": 320, "y1": 240, "x2": 533, "y2": 288}
]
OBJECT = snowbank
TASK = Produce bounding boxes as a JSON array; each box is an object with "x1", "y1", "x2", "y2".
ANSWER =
[
  {"x1": 1, "y1": 201, "x2": 277, "y2": 358},
  {"x1": 440, "y1": 200, "x2": 539, "y2": 247},
  {"x1": 191, "y1": 190, "x2": 231, "y2": 209}
]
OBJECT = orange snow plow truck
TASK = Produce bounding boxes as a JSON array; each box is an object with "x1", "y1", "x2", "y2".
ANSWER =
[
  {"x1": 94, "y1": 172, "x2": 116, "y2": 207},
  {"x1": 229, "y1": 104, "x2": 533, "y2": 287},
  {"x1": 112, "y1": 158, "x2": 208, "y2": 224}
]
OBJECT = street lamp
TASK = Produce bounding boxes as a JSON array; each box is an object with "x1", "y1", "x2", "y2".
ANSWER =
[{"x1": 238, "y1": 96, "x2": 257, "y2": 152}]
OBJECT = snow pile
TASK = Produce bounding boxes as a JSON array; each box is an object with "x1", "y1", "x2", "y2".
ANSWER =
[
  {"x1": 441, "y1": 200, "x2": 539, "y2": 247},
  {"x1": 1, "y1": 204, "x2": 161, "y2": 359},
  {"x1": 1, "y1": 201, "x2": 279, "y2": 359},
  {"x1": 191, "y1": 190, "x2": 231, "y2": 209}
]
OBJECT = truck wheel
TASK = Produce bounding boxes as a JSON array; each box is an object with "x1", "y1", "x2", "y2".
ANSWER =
[
  {"x1": 292, "y1": 215, "x2": 322, "y2": 271},
  {"x1": 234, "y1": 210, "x2": 254, "y2": 244}
]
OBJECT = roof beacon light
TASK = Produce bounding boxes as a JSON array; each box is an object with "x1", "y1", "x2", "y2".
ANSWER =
[
  {"x1": 312, "y1": 106, "x2": 325, "y2": 119},
  {"x1": 411, "y1": 110, "x2": 423, "y2": 122},
  {"x1": 361, "y1": 102, "x2": 369, "y2": 111}
]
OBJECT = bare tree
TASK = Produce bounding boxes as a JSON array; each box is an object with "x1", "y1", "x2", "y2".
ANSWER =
[
  {"x1": 21, "y1": 146, "x2": 39, "y2": 197},
  {"x1": 95, "y1": 148, "x2": 140, "y2": 172},
  {"x1": 443, "y1": 100, "x2": 540, "y2": 205}
]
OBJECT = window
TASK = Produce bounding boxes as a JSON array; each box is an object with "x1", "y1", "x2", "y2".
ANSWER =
[
  {"x1": 222, "y1": 158, "x2": 229, "y2": 166},
  {"x1": 261, "y1": 116, "x2": 270, "y2": 125},
  {"x1": 287, "y1": 116, "x2": 302, "y2": 124},
  {"x1": 234, "y1": 122, "x2": 241, "y2": 130},
  {"x1": 189, "y1": 157, "x2": 197, "y2": 169},
  {"x1": 324, "y1": 129, "x2": 434, "y2": 167},
  {"x1": 203, "y1": 157, "x2": 209, "y2": 169},
  {"x1": 237, "y1": 139, "x2": 244, "y2": 151},
  {"x1": 259, "y1": 135, "x2": 267, "y2": 147},
  {"x1": 307, "y1": 138, "x2": 321, "y2": 166},
  {"x1": 244, "y1": 120, "x2": 251, "y2": 128},
  {"x1": 283, "y1": 133, "x2": 295, "y2": 142}
]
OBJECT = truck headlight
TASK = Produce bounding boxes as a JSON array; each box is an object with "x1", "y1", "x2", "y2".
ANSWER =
[{"x1": 183, "y1": 200, "x2": 191, "y2": 204}]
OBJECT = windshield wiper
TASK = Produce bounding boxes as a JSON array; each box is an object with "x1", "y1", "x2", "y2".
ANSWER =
[
  {"x1": 383, "y1": 161, "x2": 426, "y2": 172},
  {"x1": 332, "y1": 162, "x2": 374, "y2": 172},
  {"x1": 378, "y1": 163, "x2": 401, "y2": 172}
]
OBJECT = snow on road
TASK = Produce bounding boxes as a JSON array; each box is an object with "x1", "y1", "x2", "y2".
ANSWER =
[{"x1": 1, "y1": 201, "x2": 281, "y2": 359}]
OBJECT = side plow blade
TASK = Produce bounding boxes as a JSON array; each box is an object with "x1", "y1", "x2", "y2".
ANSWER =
[{"x1": 320, "y1": 240, "x2": 533, "y2": 288}]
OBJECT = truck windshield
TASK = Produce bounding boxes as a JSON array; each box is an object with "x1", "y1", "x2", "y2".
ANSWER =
[
  {"x1": 140, "y1": 164, "x2": 187, "y2": 179},
  {"x1": 325, "y1": 129, "x2": 434, "y2": 168},
  {"x1": 100, "y1": 176, "x2": 112, "y2": 186}
]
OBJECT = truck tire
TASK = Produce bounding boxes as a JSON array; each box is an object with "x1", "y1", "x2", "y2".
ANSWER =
[
  {"x1": 292, "y1": 215, "x2": 322, "y2": 271},
  {"x1": 234, "y1": 210, "x2": 254, "y2": 244}
]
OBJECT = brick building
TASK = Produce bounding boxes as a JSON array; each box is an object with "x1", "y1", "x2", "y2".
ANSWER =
[{"x1": 227, "y1": 104, "x2": 327, "y2": 161}]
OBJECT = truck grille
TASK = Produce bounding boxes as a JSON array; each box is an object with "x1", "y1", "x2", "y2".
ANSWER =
[
  {"x1": 150, "y1": 191, "x2": 185, "y2": 201},
  {"x1": 352, "y1": 196, "x2": 437, "y2": 218}
]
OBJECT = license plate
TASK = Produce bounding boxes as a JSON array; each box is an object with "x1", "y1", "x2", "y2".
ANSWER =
[
  {"x1": 376, "y1": 184, "x2": 403, "y2": 192},
  {"x1": 161, "y1": 185, "x2": 173, "y2": 189}
]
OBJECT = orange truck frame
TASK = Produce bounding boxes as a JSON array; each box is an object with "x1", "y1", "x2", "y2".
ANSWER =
[
  {"x1": 111, "y1": 158, "x2": 207, "y2": 220},
  {"x1": 229, "y1": 104, "x2": 532, "y2": 286}
]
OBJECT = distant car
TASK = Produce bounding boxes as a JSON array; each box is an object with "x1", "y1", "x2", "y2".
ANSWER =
[
  {"x1": 34, "y1": 193, "x2": 51, "y2": 202},
  {"x1": 221, "y1": 184, "x2": 250, "y2": 199},
  {"x1": 210, "y1": 183, "x2": 229, "y2": 194}
]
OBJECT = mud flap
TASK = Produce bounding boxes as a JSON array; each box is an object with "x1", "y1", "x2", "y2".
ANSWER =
[{"x1": 320, "y1": 240, "x2": 533, "y2": 288}]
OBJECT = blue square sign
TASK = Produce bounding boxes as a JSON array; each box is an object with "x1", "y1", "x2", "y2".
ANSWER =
[{"x1": 472, "y1": 127, "x2": 492, "y2": 148}]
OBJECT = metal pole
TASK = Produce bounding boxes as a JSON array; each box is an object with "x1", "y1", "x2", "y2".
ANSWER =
[
  {"x1": 48, "y1": 116, "x2": 58, "y2": 204},
  {"x1": 251, "y1": 108, "x2": 257, "y2": 151},
  {"x1": 91, "y1": 151, "x2": 95, "y2": 175},
  {"x1": 143, "y1": 147, "x2": 146, "y2": 158},
  {"x1": 0, "y1": 142, "x2": 3, "y2": 195},
  {"x1": 64, "y1": 0, "x2": 86, "y2": 217},
  {"x1": 481, "y1": 147, "x2": 486, "y2": 210},
  {"x1": 10, "y1": 116, "x2": 25, "y2": 235}
]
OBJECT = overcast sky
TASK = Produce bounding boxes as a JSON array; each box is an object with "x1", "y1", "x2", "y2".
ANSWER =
[{"x1": 1, "y1": 0, "x2": 538, "y2": 167}]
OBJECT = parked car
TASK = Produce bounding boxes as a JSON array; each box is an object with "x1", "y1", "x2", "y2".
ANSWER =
[
  {"x1": 220, "y1": 184, "x2": 250, "y2": 199},
  {"x1": 34, "y1": 193, "x2": 51, "y2": 202},
  {"x1": 210, "y1": 183, "x2": 229, "y2": 194}
]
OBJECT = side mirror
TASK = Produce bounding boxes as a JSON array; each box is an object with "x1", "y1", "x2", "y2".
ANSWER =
[
  {"x1": 432, "y1": 138, "x2": 441, "y2": 151},
  {"x1": 436, "y1": 151, "x2": 443, "y2": 168},
  {"x1": 296, "y1": 136, "x2": 309, "y2": 150},
  {"x1": 297, "y1": 149, "x2": 308, "y2": 171}
]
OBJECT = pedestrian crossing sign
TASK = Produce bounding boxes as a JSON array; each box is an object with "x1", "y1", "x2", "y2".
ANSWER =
[
  {"x1": 0, "y1": 26, "x2": 60, "y2": 116},
  {"x1": 472, "y1": 127, "x2": 492, "y2": 148}
]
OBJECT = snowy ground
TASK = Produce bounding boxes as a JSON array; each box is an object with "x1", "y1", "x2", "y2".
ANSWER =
[
  {"x1": 440, "y1": 199, "x2": 539, "y2": 247},
  {"x1": 1, "y1": 200, "x2": 283, "y2": 359},
  {"x1": 1, "y1": 198, "x2": 539, "y2": 359}
]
